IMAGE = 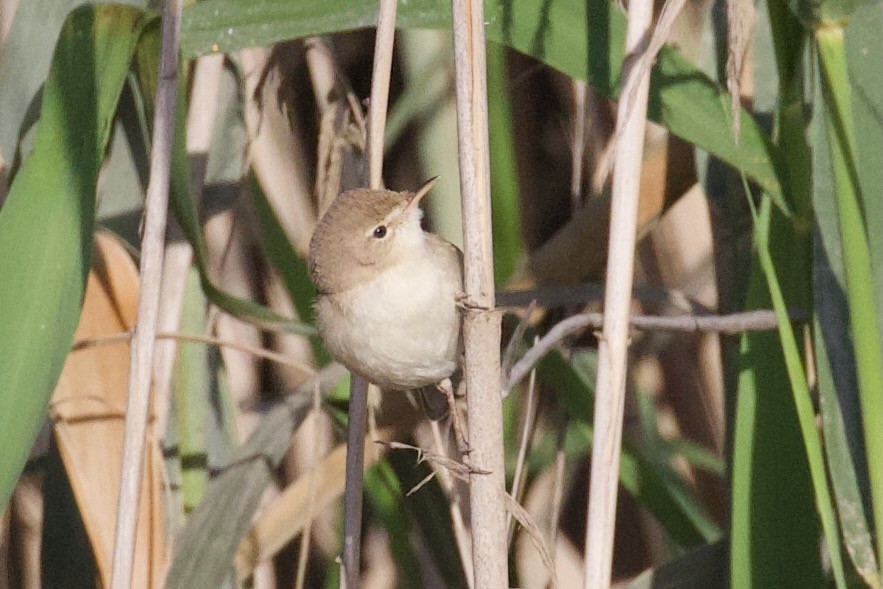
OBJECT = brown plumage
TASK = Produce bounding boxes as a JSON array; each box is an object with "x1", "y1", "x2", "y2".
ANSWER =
[{"x1": 307, "y1": 183, "x2": 463, "y2": 394}]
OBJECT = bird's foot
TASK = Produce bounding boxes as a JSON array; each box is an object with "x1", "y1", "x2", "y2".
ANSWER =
[
  {"x1": 455, "y1": 291, "x2": 492, "y2": 312},
  {"x1": 440, "y1": 378, "x2": 471, "y2": 457}
]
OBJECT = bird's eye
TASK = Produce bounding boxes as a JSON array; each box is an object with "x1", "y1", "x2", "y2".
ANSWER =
[{"x1": 373, "y1": 225, "x2": 387, "y2": 238}]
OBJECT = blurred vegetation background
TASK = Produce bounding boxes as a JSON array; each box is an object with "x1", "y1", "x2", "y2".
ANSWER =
[{"x1": 0, "y1": 0, "x2": 880, "y2": 587}]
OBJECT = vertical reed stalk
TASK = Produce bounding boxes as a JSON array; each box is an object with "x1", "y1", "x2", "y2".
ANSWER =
[
  {"x1": 451, "y1": 0, "x2": 507, "y2": 586},
  {"x1": 341, "y1": 1, "x2": 397, "y2": 587},
  {"x1": 110, "y1": 1, "x2": 182, "y2": 587},
  {"x1": 817, "y1": 25, "x2": 883, "y2": 571},
  {"x1": 582, "y1": 0, "x2": 653, "y2": 586}
]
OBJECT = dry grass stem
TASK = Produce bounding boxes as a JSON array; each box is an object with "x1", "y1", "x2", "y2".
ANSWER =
[
  {"x1": 593, "y1": 0, "x2": 686, "y2": 190},
  {"x1": 501, "y1": 300, "x2": 537, "y2": 394},
  {"x1": 582, "y1": 0, "x2": 654, "y2": 584},
  {"x1": 504, "y1": 493, "x2": 558, "y2": 589},
  {"x1": 548, "y1": 425, "x2": 567, "y2": 587},
  {"x1": 305, "y1": 37, "x2": 337, "y2": 112},
  {"x1": 342, "y1": 374, "x2": 369, "y2": 589},
  {"x1": 570, "y1": 80, "x2": 588, "y2": 211},
  {"x1": 73, "y1": 331, "x2": 317, "y2": 377},
  {"x1": 341, "y1": 2, "x2": 398, "y2": 587},
  {"x1": 507, "y1": 362, "x2": 538, "y2": 545},
  {"x1": 295, "y1": 385, "x2": 325, "y2": 589},
  {"x1": 451, "y1": 0, "x2": 507, "y2": 585},
  {"x1": 726, "y1": 0, "x2": 755, "y2": 139},
  {"x1": 498, "y1": 283, "x2": 707, "y2": 312},
  {"x1": 367, "y1": 0, "x2": 397, "y2": 190},
  {"x1": 110, "y1": 1, "x2": 182, "y2": 587},
  {"x1": 426, "y1": 421, "x2": 474, "y2": 588}
]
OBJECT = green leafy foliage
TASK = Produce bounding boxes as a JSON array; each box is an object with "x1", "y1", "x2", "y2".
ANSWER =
[
  {"x1": 180, "y1": 0, "x2": 783, "y2": 199},
  {"x1": 0, "y1": 4, "x2": 154, "y2": 511}
]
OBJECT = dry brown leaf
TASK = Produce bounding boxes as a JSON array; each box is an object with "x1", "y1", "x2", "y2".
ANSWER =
[
  {"x1": 504, "y1": 492, "x2": 559, "y2": 589},
  {"x1": 52, "y1": 231, "x2": 166, "y2": 589},
  {"x1": 517, "y1": 134, "x2": 696, "y2": 288},
  {"x1": 241, "y1": 47, "x2": 318, "y2": 255},
  {"x1": 235, "y1": 428, "x2": 396, "y2": 580}
]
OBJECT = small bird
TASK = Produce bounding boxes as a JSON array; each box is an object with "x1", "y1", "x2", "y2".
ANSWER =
[{"x1": 308, "y1": 179, "x2": 462, "y2": 418}]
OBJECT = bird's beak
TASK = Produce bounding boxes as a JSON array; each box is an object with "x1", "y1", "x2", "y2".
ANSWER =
[{"x1": 405, "y1": 176, "x2": 439, "y2": 214}]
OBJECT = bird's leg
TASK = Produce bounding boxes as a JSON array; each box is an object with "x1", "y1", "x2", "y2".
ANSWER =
[{"x1": 439, "y1": 377, "x2": 470, "y2": 457}]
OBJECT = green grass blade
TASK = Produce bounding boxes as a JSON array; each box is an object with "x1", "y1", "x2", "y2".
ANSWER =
[
  {"x1": 729, "y1": 224, "x2": 825, "y2": 587},
  {"x1": 0, "y1": 5, "x2": 153, "y2": 511},
  {"x1": 538, "y1": 352, "x2": 720, "y2": 546},
  {"x1": 0, "y1": 0, "x2": 147, "y2": 166},
  {"x1": 748, "y1": 194, "x2": 848, "y2": 589},
  {"x1": 624, "y1": 541, "x2": 726, "y2": 589},
  {"x1": 173, "y1": 269, "x2": 211, "y2": 513},
  {"x1": 487, "y1": 42, "x2": 523, "y2": 285},
  {"x1": 810, "y1": 39, "x2": 880, "y2": 582},
  {"x1": 128, "y1": 45, "x2": 314, "y2": 337},
  {"x1": 180, "y1": 0, "x2": 784, "y2": 200},
  {"x1": 817, "y1": 28, "x2": 883, "y2": 568},
  {"x1": 816, "y1": 316, "x2": 881, "y2": 584},
  {"x1": 364, "y1": 462, "x2": 424, "y2": 587},
  {"x1": 844, "y1": 5, "x2": 883, "y2": 320}
]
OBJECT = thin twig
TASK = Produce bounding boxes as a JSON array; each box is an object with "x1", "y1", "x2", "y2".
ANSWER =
[
  {"x1": 384, "y1": 441, "x2": 489, "y2": 479},
  {"x1": 109, "y1": 1, "x2": 182, "y2": 587},
  {"x1": 507, "y1": 361, "x2": 539, "y2": 546},
  {"x1": 428, "y1": 421, "x2": 474, "y2": 589},
  {"x1": 582, "y1": 0, "x2": 654, "y2": 584},
  {"x1": 504, "y1": 309, "x2": 800, "y2": 392},
  {"x1": 72, "y1": 331, "x2": 316, "y2": 377},
  {"x1": 501, "y1": 300, "x2": 537, "y2": 391},
  {"x1": 546, "y1": 415, "x2": 567, "y2": 589},
  {"x1": 451, "y1": 0, "x2": 507, "y2": 585},
  {"x1": 497, "y1": 283, "x2": 708, "y2": 313}
]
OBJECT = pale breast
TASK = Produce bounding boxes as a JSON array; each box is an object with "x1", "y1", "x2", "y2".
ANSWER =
[{"x1": 315, "y1": 251, "x2": 461, "y2": 390}]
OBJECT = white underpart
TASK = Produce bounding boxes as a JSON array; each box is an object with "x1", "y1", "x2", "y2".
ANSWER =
[{"x1": 316, "y1": 211, "x2": 459, "y2": 390}]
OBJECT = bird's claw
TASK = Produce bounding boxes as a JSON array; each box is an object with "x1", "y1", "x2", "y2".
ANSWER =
[{"x1": 456, "y1": 292, "x2": 492, "y2": 312}]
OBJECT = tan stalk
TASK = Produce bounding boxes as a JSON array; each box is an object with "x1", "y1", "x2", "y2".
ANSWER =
[
  {"x1": 153, "y1": 52, "x2": 224, "y2": 435},
  {"x1": 582, "y1": 0, "x2": 654, "y2": 585},
  {"x1": 341, "y1": 1, "x2": 397, "y2": 588},
  {"x1": 570, "y1": 81, "x2": 588, "y2": 212},
  {"x1": 507, "y1": 363, "x2": 539, "y2": 545},
  {"x1": 110, "y1": 0, "x2": 182, "y2": 587},
  {"x1": 451, "y1": 0, "x2": 507, "y2": 586}
]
